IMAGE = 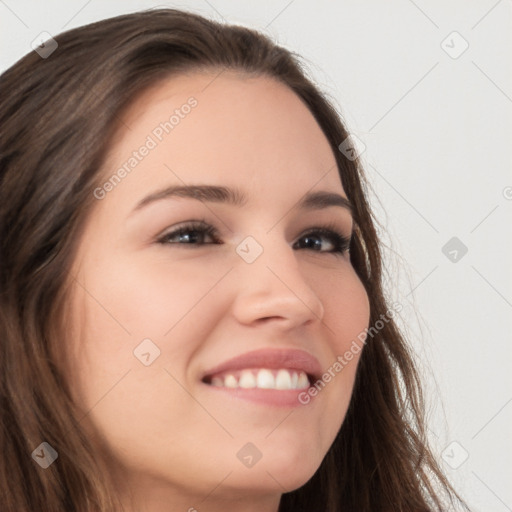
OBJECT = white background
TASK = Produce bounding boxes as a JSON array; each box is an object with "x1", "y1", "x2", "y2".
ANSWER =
[{"x1": 1, "y1": 1, "x2": 511, "y2": 510}]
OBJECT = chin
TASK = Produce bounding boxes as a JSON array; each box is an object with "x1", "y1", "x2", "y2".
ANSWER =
[
  {"x1": 230, "y1": 446, "x2": 325, "y2": 493},
  {"x1": 233, "y1": 465, "x2": 320, "y2": 495}
]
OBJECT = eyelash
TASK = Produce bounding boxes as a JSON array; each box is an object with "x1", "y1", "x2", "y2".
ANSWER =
[{"x1": 157, "y1": 219, "x2": 352, "y2": 256}]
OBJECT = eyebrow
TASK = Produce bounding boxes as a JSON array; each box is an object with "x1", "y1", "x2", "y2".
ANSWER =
[{"x1": 131, "y1": 184, "x2": 354, "y2": 216}]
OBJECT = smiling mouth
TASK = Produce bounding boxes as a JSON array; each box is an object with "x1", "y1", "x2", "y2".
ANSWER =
[{"x1": 202, "y1": 367, "x2": 312, "y2": 391}]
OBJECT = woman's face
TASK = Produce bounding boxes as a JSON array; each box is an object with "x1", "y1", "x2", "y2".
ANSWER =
[{"x1": 67, "y1": 71, "x2": 370, "y2": 510}]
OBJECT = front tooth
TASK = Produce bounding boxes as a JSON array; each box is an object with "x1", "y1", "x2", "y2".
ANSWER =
[
  {"x1": 256, "y1": 369, "x2": 275, "y2": 389},
  {"x1": 275, "y1": 369, "x2": 292, "y2": 390},
  {"x1": 297, "y1": 371, "x2": 309, "y2": 388},
  {"x1": 291, "y1": 372, "x2": 299, "y2": 388},
  {"x1": 224, "y1": 374, "x2": 238, "y2": 388},
  {"x1": 239, "y1": 370, "x2": 256, "y2": 388}
]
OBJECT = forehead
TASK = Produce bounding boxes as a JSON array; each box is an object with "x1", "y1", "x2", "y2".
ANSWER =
[{"x1": 99, "y1": 71, "x2": 343, "y2": 208}]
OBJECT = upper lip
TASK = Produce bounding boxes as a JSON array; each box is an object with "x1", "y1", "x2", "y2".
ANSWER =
[{"x1": 201, "y1": 348, "x2": 323, "y2": 383}]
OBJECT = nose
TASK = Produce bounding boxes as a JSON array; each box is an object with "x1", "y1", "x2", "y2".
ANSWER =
[{"x1": 231, "y1": 237, "x2": 325, "y2": 330}]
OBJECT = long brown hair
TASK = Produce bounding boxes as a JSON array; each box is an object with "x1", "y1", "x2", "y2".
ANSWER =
[{"x1": 0, "y1": 8, "x2": 468, "y2": 511}]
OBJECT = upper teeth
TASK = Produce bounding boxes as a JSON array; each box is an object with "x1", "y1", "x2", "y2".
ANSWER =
[{"x1": 210, "y1": 368, "x2": 309, "y2": 390}]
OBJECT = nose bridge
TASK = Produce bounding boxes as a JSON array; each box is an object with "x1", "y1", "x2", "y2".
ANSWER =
[{"x1": 231, "y1": 229, "x2": 325, "y2": 326}]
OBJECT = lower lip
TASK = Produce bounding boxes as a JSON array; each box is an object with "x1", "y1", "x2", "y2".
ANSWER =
[{"x1": 202, "y1": 383, "x2": 316, "y2": 407}]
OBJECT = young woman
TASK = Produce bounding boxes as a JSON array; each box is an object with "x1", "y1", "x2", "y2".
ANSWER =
[{"x1": 0, "y1": 8, "x2": 469, "y2": 512}]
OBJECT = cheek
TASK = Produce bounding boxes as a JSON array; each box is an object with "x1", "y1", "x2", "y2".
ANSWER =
[
  {"x1": 72, "y1": 251, "x2": 222, "y2": 348},
  {"x1": 66, "y1": 254, "x2": 229, "y2": 406},
  {"x1": 65, "y1": 258, "x2": 222, "y2": 480},
  {"x1": 309, "y1": 269, "x2": 369, "y2": 437},
  {"x1": 324, "y1": 267, "x2": 371, "y2": 353}
]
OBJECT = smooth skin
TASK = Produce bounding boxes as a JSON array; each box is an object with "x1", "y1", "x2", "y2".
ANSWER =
[{"x1": 65, "y1": 71, "x2": 370, "y2": 512}]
